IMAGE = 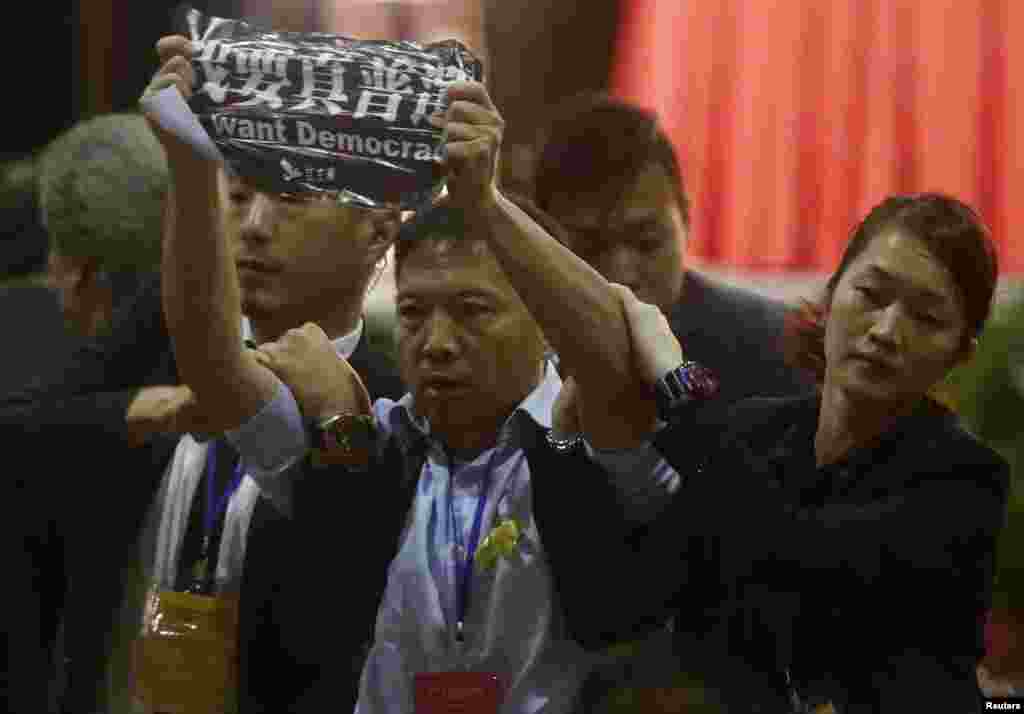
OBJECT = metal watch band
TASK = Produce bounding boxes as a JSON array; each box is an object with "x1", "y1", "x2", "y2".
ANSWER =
[
  {"x1": 310, "y1": 412, "x2": 375, "y2": 468},
  {"x1": 545, "y1": 429, "x2": 582, "y2": 454}
]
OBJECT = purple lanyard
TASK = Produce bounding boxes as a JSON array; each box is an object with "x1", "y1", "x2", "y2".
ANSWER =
[
  {"x1": 443, "y1": 446, "x2": 501, "y2": 643},
  {"x1": 202, "y1": 440, "x2": 246, "y2": 557}
]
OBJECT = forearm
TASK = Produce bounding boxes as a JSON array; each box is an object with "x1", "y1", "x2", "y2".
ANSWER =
[
  {"x1": 531, "y1": 444, "x2": 685, "y2": 648},
  {"x1": 471, "y1": 190, "x2": 632, "y2": 394},
  {"x1": 587, "y1": 439, "x2": 680, "y2": 523},
  {"x1": 161, "y1": 155, "x2": 276, "y2": 430}
]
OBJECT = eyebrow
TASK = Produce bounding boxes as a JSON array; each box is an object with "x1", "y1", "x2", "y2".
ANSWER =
[
  {"x1": 862, "y1": 265, "x2": 949, "y2": 305},
  {"x1": 396, "y1": 289, "x2": 500, "y2": 303}
]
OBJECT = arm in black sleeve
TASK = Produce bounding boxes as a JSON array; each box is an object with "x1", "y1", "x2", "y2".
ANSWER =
[
  {"x1": 717, "y1": 460, "x2": 1009, "y2": 586},
  {"x1": 4, "y1": 275, "x2": 170, "y2": 404},
  {"x1": 529, "y1": 417, "x2": 715, "y2": 651},
  {"x1": 252, "y1": 436, "x2": 420, "y2": 712},
  {"x1": 653, "y1": 416, "x2": 1010, "y2": 587},
  {"x1": 0, "y1": 276, "x2": 174, "y2": 444}
]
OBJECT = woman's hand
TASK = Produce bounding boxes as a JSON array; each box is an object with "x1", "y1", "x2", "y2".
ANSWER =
[
  {"x1": 551, "y1": 375, "x2": 582, "y2": 438},
  {"x1": 611, "y1": 283, "x2": 685, "y2": 385}
]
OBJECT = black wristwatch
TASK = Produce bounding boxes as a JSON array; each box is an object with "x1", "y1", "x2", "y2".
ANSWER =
[
  {"x1": 653, "y1": 360, "x2": 720, "y2": 422},
  {"x1": 309, "y1": 412, "x2": 377, "y2": 470}
]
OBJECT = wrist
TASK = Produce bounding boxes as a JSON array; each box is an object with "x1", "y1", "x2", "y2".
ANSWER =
[
  {"x1": 653, "y1": 360, "x2": 720, "y2": 422},
  {"x1": 650, "y1": 355, "x2": 685, "y2": 386},
  {"x1": 309, "y1": 411, "x2": 377, "y2": 470},
  {"x1": 169, "y1": 154, "x2": 219, "y2": 190},
  {"x1": 464, "y1": 185, "x2": 503, "y2": 230}
]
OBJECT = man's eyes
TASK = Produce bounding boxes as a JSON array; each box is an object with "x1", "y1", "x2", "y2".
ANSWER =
[
  {"x1": 854, "y1": 285, "x2": 881, "y2": 303},
  {"x1": 460, "y1": 301, "x2": 494, "y2": 317},
  {"x1": 397, "y1": 304, "x2": 422, "y2": 320},
  {"x1": 396, "y1": 302, "x2": 494, "y2": 320}
]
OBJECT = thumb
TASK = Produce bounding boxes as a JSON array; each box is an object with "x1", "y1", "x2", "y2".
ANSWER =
[
  {"x1": 552, "y1": 376, "x2": 582, "y2": 437},
  {"x1": 345, "y1": 362, "x2": 373, "y2": 415}
]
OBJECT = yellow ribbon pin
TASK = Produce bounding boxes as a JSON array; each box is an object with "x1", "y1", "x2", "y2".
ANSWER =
[{"x1": 475, "y1": 518, "x2": 522, "y2": 570}]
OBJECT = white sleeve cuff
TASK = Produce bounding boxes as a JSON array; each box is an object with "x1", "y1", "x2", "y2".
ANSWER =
[{"x1": 224, "y1": 377, "x2": 308, "y2": 515}]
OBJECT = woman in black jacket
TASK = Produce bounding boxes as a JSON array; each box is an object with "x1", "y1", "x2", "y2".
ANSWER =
[{"x1": 532, "y1": 193, "x2": 1009, "y2": 712}]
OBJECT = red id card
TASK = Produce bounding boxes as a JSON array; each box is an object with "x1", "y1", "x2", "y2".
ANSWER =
[{"x1": 414, "y1": 672, "x2": 503, "y2": 714}]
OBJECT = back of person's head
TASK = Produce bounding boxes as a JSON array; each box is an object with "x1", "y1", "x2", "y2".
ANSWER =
[
  {"x1": 785, "y1": 192, "x2": 998, "y2": 387},
  {"x1": 38, "y1": 113, "x2": 168, "y2": 333},
  {"x1": 0, "y1": 157, "x2": 48, "y2": 281},
  {"x1": 39, "y1": 112, "x2": 167, "y2": 276},
  {"x1": 534, "y1": 92, "x2": 689, "y2": 224}
]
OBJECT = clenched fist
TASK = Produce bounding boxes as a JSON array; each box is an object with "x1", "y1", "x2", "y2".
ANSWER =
[
  {"x1": 125, "y1": 384, "x2": 208, "y2": 445},
  {"x1": 139, "y1": 35, "x2": 198, "y2": 158},
  {"x1": 253, "y1": 322, "x2": 372, "y2": 421},
  {"x1": 429, "y1": 80, "x2": 504, "y2": 215}
]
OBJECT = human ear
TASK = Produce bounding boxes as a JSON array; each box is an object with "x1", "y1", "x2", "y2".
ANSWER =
[{"x1": 954, "y1": 334, "x2": 979, "y2": 368}]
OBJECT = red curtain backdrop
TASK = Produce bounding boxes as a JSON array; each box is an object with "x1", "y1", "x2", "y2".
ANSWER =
[{"x1": 612, "y1": 0, "x2": 1023, "y2": 275}]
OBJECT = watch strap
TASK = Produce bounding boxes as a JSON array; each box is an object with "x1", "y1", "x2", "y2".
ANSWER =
[{"x1": 654, "y1": 360, "x2": 720, "y2": 421}]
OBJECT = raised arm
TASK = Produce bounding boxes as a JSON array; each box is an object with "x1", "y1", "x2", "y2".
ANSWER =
[
  {"x1": 141, "y1": 36, "x2": 278, "y2": 433},
  {"x1": 438, "y1": 81, "x2": 654, "y2": 448}
]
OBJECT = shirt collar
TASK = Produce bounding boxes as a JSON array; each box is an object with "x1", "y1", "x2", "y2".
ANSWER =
[
  {"x1": 394, "y1": 359, "x2": 561, "y2": 450},
  {"x1": 241, "y1": 316, "x2": 364, "y2": 360}
]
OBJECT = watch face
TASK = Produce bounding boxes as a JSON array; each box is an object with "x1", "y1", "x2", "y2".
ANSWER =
[
  {"x1": 328, "y1": 414, "x2": 376, "y2": 451},
  {"x1": 314, "y1": 414, "x2": 377, "y2": 469}
]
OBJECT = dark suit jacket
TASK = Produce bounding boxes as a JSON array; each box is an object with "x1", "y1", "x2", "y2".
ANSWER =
[
  {"x1": 237, "y1": 333, "x2": 405, "y2": 713},
  {"x1": 241, "y1": 412, "x2": 619, "y2": 714},
  {"x1": 0, "y1": 284, "x2": 73, "y2": 396},
  {"x1": 573, "y1": 270, "x2": 815, "y2": 709},
  {"x1": 668, "y1": 270, "x2": 813, "y2": 402},
  {"x1": 534, "y1": 394, "x2": 1009, "y2": 713},
  {"x1": 4, "y1": 273, "x2": 404, "y2": 714},
  {"x1": 2, "y1": 275, "x2": 179, "y2": 714},
  {"x1": 1, "y1": 283, "x2": 72, "y2": 714}
]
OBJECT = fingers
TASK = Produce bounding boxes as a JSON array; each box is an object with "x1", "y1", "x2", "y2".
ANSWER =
[
  {"x1": 251, "y1": 348, "x2": 272, "y2": 369},
  {"x1": 447, "y1": 98, "x2": 502, "y2": 126},
  {"x1": 156, "y1": 35, "x2": 193, "y2": 64},
  {"x1": 255, "y1": 322, "x2": 345, "y2": 376},
  {"x1": 552, "y1": 376, "x2": 582, "y2": 437},
  {"x1": 145, "y1": 37, "x2": 196, "y2": 103},
  {"x1": 442, "y1": 80, "x2": 496, "y2": 112},
  {"x1": 349, "y1": 369, "x2": 372, "y2": 414},
  {"x1": 158, "y1": 55, "x2": 196, "y2": 96}
]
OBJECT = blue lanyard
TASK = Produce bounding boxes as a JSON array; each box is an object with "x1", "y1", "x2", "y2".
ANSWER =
[
  {"x1": 444, "y1": 446, "x2": 500, "y2": 643},
  {"x1": 202, "y1": 440, "x2": 246, "y2": 557}
]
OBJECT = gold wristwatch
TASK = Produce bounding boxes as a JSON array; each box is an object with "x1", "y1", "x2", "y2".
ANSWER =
[{"x1": 309, "y1": 412, "x2": 376, "y2": 470}]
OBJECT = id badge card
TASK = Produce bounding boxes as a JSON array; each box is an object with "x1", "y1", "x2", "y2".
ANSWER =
[
  {"x1": 414, "y1": 672, "x2": 503, "y2": 714},
  {"x1": 131, "y1": 587, "x2": 239, "y2": 713}
]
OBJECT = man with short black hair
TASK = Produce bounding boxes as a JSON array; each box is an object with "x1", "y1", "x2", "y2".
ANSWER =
[
  {"x1": 534, "y1": 91, "x2": 813, "y2": 707},
  {"x1": 535, "y1": 92, "x2": 809, "y2": 405}
]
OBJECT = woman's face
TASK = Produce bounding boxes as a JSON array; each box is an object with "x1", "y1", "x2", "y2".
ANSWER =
[{"x1": 823, "y1": 230, "x2": 971, "y2": 406}]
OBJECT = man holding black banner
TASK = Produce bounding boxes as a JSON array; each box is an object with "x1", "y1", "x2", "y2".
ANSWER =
[{"x1": 147, "y1": 22, "x2": 682, "y2": 713}]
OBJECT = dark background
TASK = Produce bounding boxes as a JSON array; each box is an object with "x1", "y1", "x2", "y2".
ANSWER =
[{"x1": 5, "y1": 1, "x2": 618, "y2": 160}]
